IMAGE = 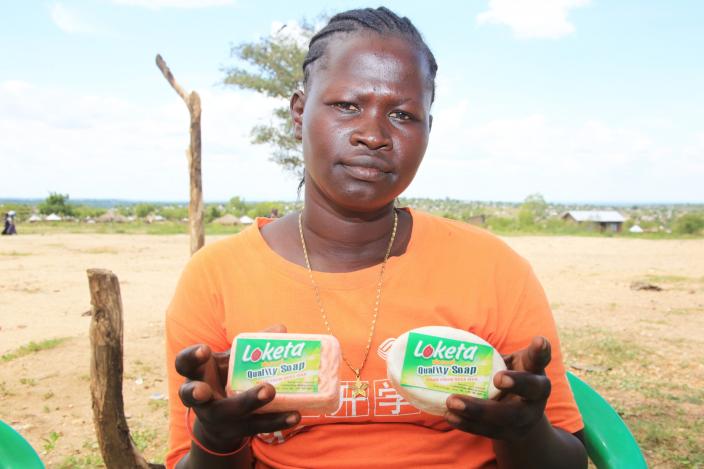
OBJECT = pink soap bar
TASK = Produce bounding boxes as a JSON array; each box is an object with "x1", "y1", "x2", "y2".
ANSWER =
[{"x1": 227, "y1": 332, "x2": 341, "y2": 414}]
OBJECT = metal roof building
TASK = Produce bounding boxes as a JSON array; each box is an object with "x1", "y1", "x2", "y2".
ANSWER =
[{"x1": 561, "y1": 210, "x2": 626, "y2": 232}]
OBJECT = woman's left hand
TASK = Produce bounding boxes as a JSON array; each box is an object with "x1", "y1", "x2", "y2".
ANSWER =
[{"x1": 444, "y1": 336, "x2": 552, "y2": 441}]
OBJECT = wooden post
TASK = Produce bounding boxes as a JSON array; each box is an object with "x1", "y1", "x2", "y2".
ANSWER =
[
  {"x1": 155, "y1": 54, "x2": 205, "y2": 255},
  {"x1": 88, "y1": 269, "x2": 163, "y2": 469}
]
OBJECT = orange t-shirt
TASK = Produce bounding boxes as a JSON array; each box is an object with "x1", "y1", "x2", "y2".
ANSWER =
[{"x1": 165, "y1": 209, "x2": 583, "y2": 469}]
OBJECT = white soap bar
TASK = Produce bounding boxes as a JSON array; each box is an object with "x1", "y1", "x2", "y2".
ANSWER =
[
  {"x1": 227, "y1": 332, "x2": 341, "y2": 414},
  {"x1": 386, "y1": 326, "x2": 507, "y2": 416}
]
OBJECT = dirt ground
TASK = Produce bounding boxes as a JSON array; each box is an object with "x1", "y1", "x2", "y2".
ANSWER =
[{"x1": 1, "y1": 233, "x2": 703, "y2": 468}]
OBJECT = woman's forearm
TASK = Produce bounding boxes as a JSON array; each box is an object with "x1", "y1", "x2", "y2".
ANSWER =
[{"x1": 493, "y1": 415, "x2": 587, "y2": 469}]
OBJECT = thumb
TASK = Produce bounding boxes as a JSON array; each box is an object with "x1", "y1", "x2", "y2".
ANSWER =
[{"x1": 521, "y1": 336, "x2": 551, "y2": 374}]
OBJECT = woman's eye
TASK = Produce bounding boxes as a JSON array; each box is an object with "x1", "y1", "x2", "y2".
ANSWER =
[
  {"x1": 333, "y1": 102, "x2": 359, "y2": 113},
  {"x1": 390, "y1": 111, "x2": 413, "y2": 121}
]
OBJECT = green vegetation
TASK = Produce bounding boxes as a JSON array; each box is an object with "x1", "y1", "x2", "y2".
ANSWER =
[
  {"x1": 226, "y1": 196, "x2": 248, "y2": 215},
  {"x1": 561, "y1": 326, "x2": 648, "y2": 369},
  {"x1": 19, "y1": 377, "x2": 37, "y2": 387},
  {"x1": 560, "y1": 327, "x2": 704, "y2": 466},
  {"x1": 643, "y1": 274, "x2": 692, "y2": 284},
  {"x1": 43, "y1": 431, "x2": 61, "y2": 452},
  {"x1": 517, "y1": 193, "x2": 548, "y2": 227},
  {"x1": 18, "y1": 221, "x2": 246, "y2": 236},
  {"x1": 38, "y1": 193, "x2": 75, "y2": 216},
  {"x1": 3, "y1": 195, "x2": 703, "y2": 238},
  {"x1": 58, "y1": 453, "x2": 103, "y2": 469},
  {"x1": 148, "y1": 398, "x2": 168, "y2": 415},
  {"x1": 223, "y1": 22, "x2": 315, "y2": 174},
  {"x1": 73, "y1": 205, "x2": 107, "y2": 219},
  {"x1": 1, "y1": 337, "x2": 69, "y2": 362},
  {"x1": 206, "y1": 204, "x2": 222, "y2": 223},
  {"x1": 673, "y1": 212, "x2": 704, "y2": 235},
  {"x1": 132, "y1": 428, "x2": 158, "y2": 452}
]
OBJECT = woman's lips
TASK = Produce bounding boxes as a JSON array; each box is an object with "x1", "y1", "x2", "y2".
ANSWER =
[{"x1": 340, "y1": 163, "x2": 389, "y2": 182}]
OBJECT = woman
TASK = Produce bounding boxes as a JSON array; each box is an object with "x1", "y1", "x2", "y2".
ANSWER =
[{"x1": 166, "y1": 7, "x2": 587, "y2": 468}]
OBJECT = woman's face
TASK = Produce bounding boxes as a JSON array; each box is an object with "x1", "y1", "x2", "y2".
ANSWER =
[{"x1": 292, "y1": 33, "x2": 433, "y2": 212}]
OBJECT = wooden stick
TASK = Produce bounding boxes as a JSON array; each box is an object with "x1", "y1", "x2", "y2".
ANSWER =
[
  {"x1": 187, "y1": 91, "x2": 204, "y2": 255},
  {"x1": 155, "y1": 54, "x2": 205, "y2": 255},
  {"x1": 155, "y1": 54, "x2": 189, "y2": 105},
  {"x1": 88, "y1": 269, "x2": 160, "y2": 469}
]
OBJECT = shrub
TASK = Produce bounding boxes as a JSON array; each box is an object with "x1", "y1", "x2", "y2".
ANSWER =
[
  {"x1": 673, "y1": 212, "x2": 704, "y2": 235},
  {"x1": 38, "y1": 193, "x2": 75, "y2": 216}
]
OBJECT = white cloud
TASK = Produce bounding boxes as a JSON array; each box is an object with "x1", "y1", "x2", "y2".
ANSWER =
[
  {"x1": 49, "y1": 3, "x2": 97, "y2": 34},
  {"x1": 476, "y1": 0, "x2": 590, "y2": 39},
  {"x1": 0, "y1": 81, "x2": 297, "y2": 201},
  {"x1": 111, "y1": 0, "x2": 234, "y2": 9},
  {"x1": 413, "y1": 102, "x2": 703, "y2": 202},
  {"x1": 1, "y1": 81, "x2": 701, "y2": 203}
]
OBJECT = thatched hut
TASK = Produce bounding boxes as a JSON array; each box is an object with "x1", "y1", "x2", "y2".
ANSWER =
[{"x1": 213, "y1": 214, "x2": 240, "y2": 225}]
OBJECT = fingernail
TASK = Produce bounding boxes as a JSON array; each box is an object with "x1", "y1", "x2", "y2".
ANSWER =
[
  {"x1": 500, "y1": 375, "x2": 514, "y2": 388},
  {"x1": 285, "y1": 414, "x2": 299, "y2": 426},
  {"x1": 257, "y1": 386, "x2": 269, "y2": 401},
  {"x1": 445, "y1": 413, "x2": 461, "y2": 425},
  {"x1": 447, "y1": 398, "x2": 465, "y2": 411}
]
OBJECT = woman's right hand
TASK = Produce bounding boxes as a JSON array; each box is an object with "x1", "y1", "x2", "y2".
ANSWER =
[{"x1": 175, "y1": 324, "x2": 301, "y2": 452}]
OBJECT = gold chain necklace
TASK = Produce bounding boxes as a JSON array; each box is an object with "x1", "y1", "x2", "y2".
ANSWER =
[{"x1": 298, "y1": 210, "x2": 398, "y2": 398}]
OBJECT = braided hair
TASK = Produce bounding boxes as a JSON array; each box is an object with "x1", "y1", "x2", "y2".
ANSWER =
[{"x1": 302, "y1": 7, "x2": 438, "y2": 102}]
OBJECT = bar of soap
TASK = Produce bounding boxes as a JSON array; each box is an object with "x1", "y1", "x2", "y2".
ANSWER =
[
  {"x1": 386, "y1": 326, "x2": 507, "y2": 416},
  {"x1": 227, "y1": 332, "x2": 341, "y2": 414}
]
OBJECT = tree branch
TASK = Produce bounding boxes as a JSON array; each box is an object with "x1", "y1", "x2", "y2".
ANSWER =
[{"x1": 155, "y1": 54, "x2": 190, "y2": 106}]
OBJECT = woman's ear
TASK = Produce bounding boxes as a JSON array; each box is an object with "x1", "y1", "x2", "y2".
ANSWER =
[{"x1": 290, "y1": 90, "x2": 306, "y2": 141}]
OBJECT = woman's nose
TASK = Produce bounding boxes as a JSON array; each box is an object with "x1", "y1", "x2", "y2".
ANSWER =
[{"x1": 350, "y1": 111, "x2": 392, "y2": 151}]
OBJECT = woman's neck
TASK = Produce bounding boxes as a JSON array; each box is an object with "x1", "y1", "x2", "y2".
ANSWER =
[
  {"x1": 300, "y1": 194, "x2": 399, "y2": 273},
  {"x1": 259, "y1": 182, "x2": 413, "y2": 273}
]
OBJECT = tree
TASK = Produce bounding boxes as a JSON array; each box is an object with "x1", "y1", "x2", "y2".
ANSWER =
[
  {"x1": 38, "y1": 192, "x2": 75, "y2": 216},
  {"x1": 206, "y1": 205, "x2": 223, "y2": 223},
  {"x1": 222, "y1": 22, "x2": 316, "y2": 175},
  {"x1": 247, "y1": 201, "x2": 280, "y2": 219},
  {"x1": 673, "y1": 212, "x2": 704, "y2": 235},
  {"x1": 134, "y1": 203, "x2": 157, "y2": 218},
  {"x1": 227, "y1": 196, "x2": 248, "y2": 216},
  {"x1": 517, "y1": 193, "x2": 548, "y2": 227}
]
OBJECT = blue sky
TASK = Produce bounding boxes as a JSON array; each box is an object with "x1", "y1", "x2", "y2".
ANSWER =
[{"x1": 1, "y1": 0, "x2": 703, "y2": 203}]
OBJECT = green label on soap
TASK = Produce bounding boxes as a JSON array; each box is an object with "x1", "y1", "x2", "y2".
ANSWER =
[
  {"x1": 231, "y1": 338, "x2": 321, "y2": 394},
  {"x1": 400, "y1": 332, "x2": 494, "y2": 398}
]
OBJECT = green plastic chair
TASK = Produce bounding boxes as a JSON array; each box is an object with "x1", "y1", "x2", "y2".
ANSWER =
[
  {"x1": 0, "y1": 420, "x2": 44, "y2": 469},
  {"x1": 567, "y1": 372, "x2": 647, "y2": 468}
]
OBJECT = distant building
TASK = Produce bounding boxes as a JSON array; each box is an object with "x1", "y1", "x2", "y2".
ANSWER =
[
  {"x1": 213, "y1": 214, "x2": 240, "y2": 225},
  {"x1": 466, "y1": 214, "x2": 486, "y2": 226},
  {"x1": 561, "y1": 210, "x2": 626, "y2": 232},
  {"x1": 629, "y1": 225, "x2": 644, "y2": 233},
  {"x1": 98, "y1": 211, "x2": 128, "y2": 223}
]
